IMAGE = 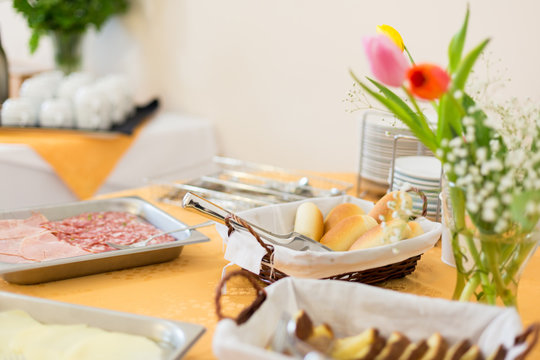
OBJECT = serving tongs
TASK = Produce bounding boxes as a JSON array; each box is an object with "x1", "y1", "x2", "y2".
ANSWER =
[{"x1": 182, "y1": 192, "x2": 332, "y2": 252}]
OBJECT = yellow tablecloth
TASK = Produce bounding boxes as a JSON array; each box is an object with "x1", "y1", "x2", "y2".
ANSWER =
[
  {"x1": 0, "y1": 177, "x2": 539, "y2": 359},
  {"x1": 0, "y1": 123, "x2": 148, "y2": 199}
]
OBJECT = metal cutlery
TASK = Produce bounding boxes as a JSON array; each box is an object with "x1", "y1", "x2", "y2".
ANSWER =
[
  {"x1": 106, "y1": 221, "x2": 214, "y2": 250},
  {"x1": 181, "y1": 192, "x2": 332, "y2": 252}
]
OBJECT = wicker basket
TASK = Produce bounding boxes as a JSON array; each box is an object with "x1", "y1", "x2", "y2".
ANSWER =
[
  {"x1": 214, "y1": 270, "x2": 540, "y2": 359},
  {"x1": 225, "y1": 215, "x2": 423, "y2": 286},
  {"x1": 223, "y1": 187, "x2": 430, "y2": 285}
]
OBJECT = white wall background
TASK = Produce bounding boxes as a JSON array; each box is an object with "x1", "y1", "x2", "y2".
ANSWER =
[{"x1": 1, "y1": 0, "x2": 539, "y2": 173}]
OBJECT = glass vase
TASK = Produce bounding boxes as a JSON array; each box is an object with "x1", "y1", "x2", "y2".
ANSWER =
[
  {"x1": 50, "y1": 30, "x2": 84, "y2": 75},
  {"x1": 441, "y1": 178, "x2": 540, "y2": 307}
]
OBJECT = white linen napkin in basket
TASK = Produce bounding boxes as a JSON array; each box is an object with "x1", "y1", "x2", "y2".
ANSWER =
[
  {"x1": 213, "y1": 277, "x2": 526, "y2": 360},
  {"x1": 217, "y1": 195, "x2": 442, "y2": 278}
]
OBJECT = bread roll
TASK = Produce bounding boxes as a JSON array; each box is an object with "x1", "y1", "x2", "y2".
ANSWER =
[
  {"x1": 406, "y1": 221, "x2": 424, "y2": 239},
  {"x1": 320, "y1": 215, "x2": 377, "y2": 251},
  {"x1": 293, "y1": 202, "x2": 324, "y2": 241},
  {"x1": 349, "y1": 219, "x2": 409, "y2": 251},
  {"x1": 369, "y1": 191, "x2": 413, "y2": 223},
  {"x1": 324, "y1": 203, "x2": 365, "y2": 234}
]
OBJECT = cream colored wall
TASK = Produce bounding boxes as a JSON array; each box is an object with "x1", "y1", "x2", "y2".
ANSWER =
[{"x1": 1, "y1": 0, "x2": 539, "y2": 173}]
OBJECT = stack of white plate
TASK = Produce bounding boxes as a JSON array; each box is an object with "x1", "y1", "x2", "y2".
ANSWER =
[
  {"x1": 390, "y1": 155, "x2": 442, "y2": 221},
  {"x1": 359, "y1": 112, "x2": 433, "y2": 186}
]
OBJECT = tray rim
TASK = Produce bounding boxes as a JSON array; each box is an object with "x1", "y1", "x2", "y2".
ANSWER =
[{"x1": 0, "y1": 290, "x2": 206, "y2": 360}]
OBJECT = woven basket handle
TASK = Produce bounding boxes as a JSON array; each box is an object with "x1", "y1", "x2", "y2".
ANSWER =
[
  {"x1": 215, "y1": 269, "x2": 267, "y2": 325},
  {"x1": 514, "y1": 323, "x2": 540, "y2": 360},
  {"x1": 224, "y1": 214, "x2": 275, "y2": 257},
  {"x1": 406, "y1": 186, "x2": 428, "y2": 218}
]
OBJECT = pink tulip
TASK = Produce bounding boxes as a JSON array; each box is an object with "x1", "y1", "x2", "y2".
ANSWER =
[{"x1": 363, "y1": 35, "x2": 410, "y2": 87}]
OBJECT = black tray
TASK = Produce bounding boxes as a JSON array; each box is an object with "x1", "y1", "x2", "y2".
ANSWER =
[{"x1": 0, "y1": 99, "x2": 159, "y2": 135}]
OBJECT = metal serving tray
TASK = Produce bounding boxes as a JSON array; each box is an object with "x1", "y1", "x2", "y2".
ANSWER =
[
  {"x1": 0, "y1": 196, "x2": 210, "y2": 284},
  {"x1": 0, "y1": 291, "x2": 205, "y2": 359}
]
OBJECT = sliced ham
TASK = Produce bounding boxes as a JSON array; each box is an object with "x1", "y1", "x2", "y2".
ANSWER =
[
  {"x1": 19, "y1": 231, "x2": 89, "y2": 262},
  {"x1": 0, "y1": 213, "x2": 90, "y2": 264}
]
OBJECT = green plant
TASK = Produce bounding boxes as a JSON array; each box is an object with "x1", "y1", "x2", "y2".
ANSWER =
[{"x1": 13, "y1": 0, "x2": 129, "y2": 53}]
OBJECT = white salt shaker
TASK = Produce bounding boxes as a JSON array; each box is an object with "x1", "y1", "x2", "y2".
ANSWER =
[
  {"x1": 1, "y1": 98, "x2": 39, "y2": 126},
  {"x1": 39, "y1": 98, "x2": 74, "y2": 128}
]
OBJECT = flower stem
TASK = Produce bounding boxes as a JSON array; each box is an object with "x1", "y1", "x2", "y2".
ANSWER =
[
  {"x1": 459, "y1": 274, "x2": 480, "y2": 302},
  {"x1": 404, "y1": 46, "x2": 415, "y2": 65}
]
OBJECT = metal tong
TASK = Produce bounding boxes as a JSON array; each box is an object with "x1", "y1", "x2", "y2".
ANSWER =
[{"x1": 182, "y1": 192, "x2": 332, "y2": 252}]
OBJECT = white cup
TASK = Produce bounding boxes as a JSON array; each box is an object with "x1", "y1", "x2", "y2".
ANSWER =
[
  {"x1": 57, "y1": 72, "x2": 94, "y2": 102},
  {"x1": 94, "y1": 74, "x2": 135, "y2": 125},
  {"x1": 39, "y1": 98, "x2": 74, "y2": 128},
  {"x1": 1, "y1": 98, "x2": 39, "y2": 126},
  {"x1": 74, "y1": 85, "x2": 112, "y2": 130}
]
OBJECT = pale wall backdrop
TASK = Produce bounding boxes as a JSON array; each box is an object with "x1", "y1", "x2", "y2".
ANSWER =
[{"x1": 1, "y1": 0, "x2": 539, "y2": 173}]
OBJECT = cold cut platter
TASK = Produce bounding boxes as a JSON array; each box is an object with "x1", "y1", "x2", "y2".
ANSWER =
[{"x1": 0, "y1": 196, "x2": 210, "y2": 284}]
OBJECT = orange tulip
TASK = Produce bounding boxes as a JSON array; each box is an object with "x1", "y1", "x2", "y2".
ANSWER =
[{"x1": 406, "y1": 64, "x2": 450, "y2": 100}]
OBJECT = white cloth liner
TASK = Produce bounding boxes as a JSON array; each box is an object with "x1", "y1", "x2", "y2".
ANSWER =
[
  {"x1": 217, "y1": 195, "x2": 442, "y2": 279},
  {"x1": 213, "y1": 277, "x2": 527, "y2": 360}
]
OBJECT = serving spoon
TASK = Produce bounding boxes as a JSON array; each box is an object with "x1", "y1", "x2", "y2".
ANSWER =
[{"x1": 106, "y1": 221, "x2": 214, "y2": 250}]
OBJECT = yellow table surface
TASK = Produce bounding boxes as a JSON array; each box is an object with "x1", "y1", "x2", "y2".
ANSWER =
[{"x1": 0, "y1": 176, "x2": 539, "y2": 359}]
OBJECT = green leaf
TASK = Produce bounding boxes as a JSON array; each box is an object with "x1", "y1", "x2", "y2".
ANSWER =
[
  {"x1": 29, "y1": 30, "x2": 41, "y2": 54},
  {"x1": 350, "y1": 71, "x2": 438, "y2": 152},
  {"x1": 448, "y1": 5, "x2": 470, "y2": 74},
  {"x1": 452, "y1": 38, "x2": 490, "y2": 91},
  {"x1": 437, "y1": 93, "x2": 462, "y2": 142}
]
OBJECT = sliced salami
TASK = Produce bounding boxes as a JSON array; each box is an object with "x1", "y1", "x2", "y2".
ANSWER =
[{"x1": 41, "y1": 211, "x2": 176, "y2": 253}]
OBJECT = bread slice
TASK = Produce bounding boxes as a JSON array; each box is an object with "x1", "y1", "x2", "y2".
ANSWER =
[
  {"x1": 306, "y1": 324, "x2": 335, "y2": 354},
  {"x1": 331, "y1": 328, "x2": 385, "y2": 360},
  {"x1": 486, "y1": 345, "x2": 506, "y2": 360},
  {"x1": 419, "y1": 332, "x2": 448, "y2": 360},
  {"x1": 292, "y1": 310, "x2": 313, "y2": 341},
  {"x1": 398, "y1": 339, "x2": 428, "y2": 360},
  {"x1": 443, "y1": 339, "x2": 471, "y2": 360},
  {"x1": 375, "y1": 331, "x2": 411, "y2": 360},
  {"x1": 460, "y1": 345, "x2": 485, "y2": 360}
]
